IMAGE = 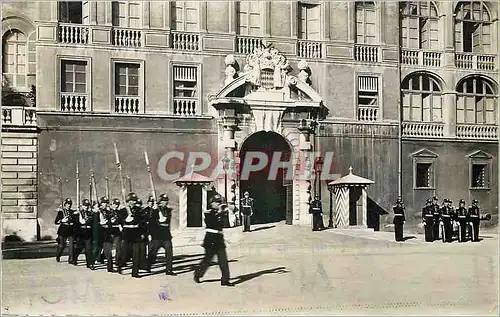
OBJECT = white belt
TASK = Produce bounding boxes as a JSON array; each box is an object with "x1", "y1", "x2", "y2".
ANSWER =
[
  {"x1": 123, "y1": 225, "x2": 139, "y2": 228},
  {"x1": 159, "y1": 224, "x2": 170, "y2": 227},
  {"x1": 206, "y1": 229, "x2": 222, "y2": 234},
  {"x1": 425, "y1": 215, "x2": 433, "y2": 217},
  {"x1": 242, "y1": 205, "x2": 251, "y2": 208},
  {"x1": 470, "y1": 215, "x2": 479, "y2": 218},
  {"x1": 394, "y1": 214, "x2": 404, "y2": 216},
  {"x1": 81, "y1": 226, "x2": 91, "y2": 229},
  {"x1": 458, "y1": 216, "x2": 466, "y2": 218},
  {"x1": 442, "y1": 215, "x2": 451, "y2": 217}
]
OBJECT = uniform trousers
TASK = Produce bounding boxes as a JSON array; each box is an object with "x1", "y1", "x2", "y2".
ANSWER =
[
  {"x1": 424, "y1": 217, "x2": 434, "y2": 242},
  {"x1": 119, "y1": 240, "x2": 142, "y2": 276},
  {"x1": 74, "y1": 231, "x2": 93, "y2": 267},
  {"x1": 103, "y1": 234, "x2": 121, "y2": 272},
  {"x1": 312, "y1": 213, "x2": 323, "y2": 231},
  {"x1": 394, "y1": 220, "x2": 404, "y2": 241},
  {"x1": 56, "y1": 235, "x2": 74, "y2": 262},
  {"x1": 441, "y1": 218, "x2": 453, "y2": 242},
  {"x1": 469, "y1": 218, "x2": 480, "y2": 242},
  {"x1": 432, "y1": 215, "x2": 441, "y2": 239},
  {"x1": 195, "y1": 246, "x2": 230, "y2": 284},
  {"x1": 242, "y1": 215, "x2": 251, "y2": 232},
  {"x1": 147, "y1": 238, "x2": 173, "y2": 272},
  {"x1": 457, "y1": 218, "x2": 468, "y2": 242}
]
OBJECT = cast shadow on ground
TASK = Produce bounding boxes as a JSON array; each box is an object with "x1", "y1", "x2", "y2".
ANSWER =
[
  {"x1": 202, "y1": 266, "x2": 289, "y2": 285},
  {"x1": 402, "y1": 236, "x2": 417, "y2": 241},
  {"x1": 250, "y1": 225, "x2": 276, "y2": 232}
]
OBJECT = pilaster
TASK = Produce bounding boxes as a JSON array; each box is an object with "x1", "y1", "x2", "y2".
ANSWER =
[
  {"x1": 104, "y1": 1, "x2": 113, "y2": 26},
  {"x1": 228, "y1": 1, "x2": 237, "y2": 34},
  {"x1": 89, "y1": 1, "x2": 98, "y2": 25},
  {"x1": 143, "y1": 1, "x2": 150, "y2": 28},
  {"x1": 321, "y1": 2, "x2": 330, "y2": 40},
  {"x1": 50, "y1": 1, "x2": 58, "y2": 22},
  {"x1": 443, "y1": 1, "x2": 455, "y2": 67},
  {"x1": 263, "y1": 1, "x2": 271, "y2": 37},
  {"x1": 200, "y1": 1, "x2": 207, "y2": 32},
  {"x1": 165, "y1": 1, "x2": 172, "y2": 30},
  {"x1": 443, "y1": 92, "x2": 457, "y2": 137},
  {"x1": 290, "y1": 2, "x2": 298, "y2": 38},
  {"x1": 347, "y1": 1, "x2": 356, "y2": 43}
]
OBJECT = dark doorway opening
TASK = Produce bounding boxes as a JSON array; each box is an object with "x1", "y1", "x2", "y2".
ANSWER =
[
  {"x1": 187, "y1": 185, "x2": 203, "y2": 227},
  {"x1": 239, "y1": 131, "x2": 293, "y2": 225}
]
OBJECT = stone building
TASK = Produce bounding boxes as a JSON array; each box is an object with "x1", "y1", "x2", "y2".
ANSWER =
[{"x1": 1, "y1": 1, "x2": 498, "y2": 241}]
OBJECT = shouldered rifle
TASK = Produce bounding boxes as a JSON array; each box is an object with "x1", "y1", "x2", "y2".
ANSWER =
[
  {"x1": 76, "y1": 160, "x2": 80, "y2": 212},
  {"x1": 105, "y1": 175, "x2": 110, "y2": 199},
  {"x1": 58, "y1": 177, "x2": 70, "y2": 222},
  {"x1": 113, "y1": 143, "x2": 133, "y2": 219},
  {"x1": 145, "y1": 150, "x2": 164, "y2": 222},
  {"x1": 91, "y1": 169, "x2": 106, "y2": 223}
]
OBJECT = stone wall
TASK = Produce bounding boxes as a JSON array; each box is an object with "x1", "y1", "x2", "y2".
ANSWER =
[{"x1": 1, "y1": 131, "x2": 39, "y2": 242}]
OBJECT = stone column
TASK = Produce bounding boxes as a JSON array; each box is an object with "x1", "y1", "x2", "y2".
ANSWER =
[
  {"x1": 297, "y1": 128, "x2": 314, "y2": 226},
  {"x1": 222, "y1": 118, "x2": 238, "y2": 222},
  {"x1": 443, "y1": 92, "x2": 457, "y2": 137}
]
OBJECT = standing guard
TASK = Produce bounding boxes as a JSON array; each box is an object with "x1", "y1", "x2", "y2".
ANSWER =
[
  {"x1": 309, "y1": 194, "x2": 324, "y2": 231},
  {"x1": 468, "y1": 199, "x2": 481, "y2": 242},
  {"x1": 101, "y1": 198, "x2": 122, "y2": 272},
  {"x1": 422, "y1": 198, "x2": 434, "y2": 242},
  {"x1": 194, "y1": 194, "x2": 234, "y2": 287},
  {"x1": 140, "y1": 196, "x2": 154, "y2": 271},
  {"x1": 456, "y1": 199, "x2": 468, "y2": 243},
  {"x1": 240, "y1": 191, "x2": 254, "y2": 232},
  {"x1": 74, "y1": 199, "x2": 94, "y2": 268},
  {"x1": 392, "y1": 197, "x2": 406, "y2": 242},
  {"x1": 54, "y1": 198, "x2": 75, "y2": 263},
  {"x1": 146, "y1": 194, "x2": 176, "y2": 275},
  {"x1": 440, "y1": 199, "x2": 454, "y2": 243},
  {"x1": 118, "y1": 193, "x2": 143, "y2": 278},
  {"x1": 431, "y1": 196, "x2": 441, "y2": 240}
]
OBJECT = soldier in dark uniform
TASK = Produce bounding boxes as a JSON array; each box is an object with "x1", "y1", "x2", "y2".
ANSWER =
[
  {"x1": 54, "y1": 198, "x2": 75, "y2": 263},
  {"x1": 140, "y1": 196, "x2": 154, "y2": 270},
  {"x1": 468, "y1": 199, "x2": 481, "y2": 242},
  {"x1": 456, "y1": 199, "x2": 468, "y2": 243},
  {"x1": 440, "y1": 199, "x2": 454, "y2": 243},
  {"x1": 422, "y1": 198, "x2": 434, "y2": 242},
  {"x1": 74, "y1": 199, "x2": 94, "y2": 268},
  {"x1": 146, "y1": 194, "x2": 176, "y2": 275},
  {"x1": 101, "y1": 198, "x2": 122, "y2": 272},
  {"x1": 194, "y1": 194, "x2": 234, "y2": 287},
  {"x1": 309, "y1": 194, "x2": 324, "y2": 231},
  {"x1": 392, "y1": 197, "x2": 405, "y2": 241},
  {"x1": 117, "y1": 193, "x2": 144, "y2": 278},
  {"x1": 70, "y1": 202, "x2": 81, "y2": 265},
  {"x1": 431, "y1": 196, "x2": 441, "y2": 240},
  {"x1": 91, "y1": 197, "x2": 107, "y2": 268},
  {"x1": 240, "y1": 191, "x2": 254, "y2": 232}
]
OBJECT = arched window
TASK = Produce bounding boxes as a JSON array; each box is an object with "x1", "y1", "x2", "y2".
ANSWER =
[
  {"x1": 2, "y1": 30, "x2": 27, "y2": 89},
  {"x1": 402, "y1": 73, "x2": 442, "y2": 122},
  {"x1": 456, "y1": 77, "x2": 497, "y2": 124},
  {"x1": 455, "y1": 1, "x2": 493, "y2": 53},
  {"x1": 355, "y1": 1, "x2": 377, "y2": 44},
  {"x1": 401, "y1": 1, "x2": 439, "y2": 49}
]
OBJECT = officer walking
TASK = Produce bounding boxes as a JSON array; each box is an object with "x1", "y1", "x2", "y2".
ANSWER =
[
  {"x1": 309, "y1": 194, "x2": 324, "y2": 231},
  {"x1": 54, "y1": 198, "x2": 75, "y2": 263},
  {"x1": 240, "y1": 191, "x2": 254, "y2": 232},
  {"x1": 118, "y1": 193, "x2": 143, "y2": 278},
  {"x1": 392, "y1": 197, "x2": 405, "y2": 242},
  {"x1": 468, "y1": 199, "x2": 481, "y2": 242},
  {"x1": 74, "y1": 199, "x2": 94, "y2": 268},
  {"x1": 140, "y1": 196, "x2": 154, "y2": 270},
  {"x1": 422, "y1": 198, "x2": 434, "y2": 242},
  {"x1": 194, "y1": 194, "x2": 234, "y2": 287},
  {"x1": 146, "y1": 194, "x2": 176, "y2": 275},
  {"x1": 431, "y1": 196, "x2": 441, "y2": 240},
  {"x1": 101, "y1": 198, "x2": 123, "y2": 272},
  {"x1": 440, "y1": 199, "x2": 454, "y2": 243},
  {"x1": 456, "y1": 199, "x2": 468, "y2": 243}
]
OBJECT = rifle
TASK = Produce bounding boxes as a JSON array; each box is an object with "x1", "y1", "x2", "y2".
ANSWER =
[
  {"x1": 126, "y1": 175, "x2": 132, "y2": 193},
  {"x1": 105, "y1": 175, "x2": 110, "y2": 198},
  {"x1": 58, "y1": 177, "x2": 63, "y2": 209},
  {"x1": 113, "y1": 143, "x2": 133, "y2": 219},
  {"x1": 145, "y1": 150, "x2": 164, "y2": 221},
  {"x1": 76, "y1": 161, "x2": 80, "y2": 211}
]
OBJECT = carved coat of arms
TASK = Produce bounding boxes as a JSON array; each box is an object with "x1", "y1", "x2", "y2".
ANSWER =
[{"x1": 244, "y1": 43, "x2": 291, "y2": 90}]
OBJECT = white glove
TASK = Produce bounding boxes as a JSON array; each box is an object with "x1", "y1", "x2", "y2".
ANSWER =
[
  {"x1": 148, "y1": 235, "x2": 152, "y2": 241},
  {"x1": 153, "y1": 203, "x2": 158, "y2": 210}
]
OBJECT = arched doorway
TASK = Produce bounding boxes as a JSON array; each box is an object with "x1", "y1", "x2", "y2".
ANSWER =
[{"x1": 239, "y1": 131, "x2": 293, "y2": 225}]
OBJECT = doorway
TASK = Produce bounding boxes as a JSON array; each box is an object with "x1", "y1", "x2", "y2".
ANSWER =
[
  {"x1": 239, "y1": 131, "x2": 293, "y2": 225},
  {"x1": 349, "y1": 187, "x2": 363, "y2": 226},
  {"x1": 187, "y1": 185, "x2": 203, "y2": 227}
]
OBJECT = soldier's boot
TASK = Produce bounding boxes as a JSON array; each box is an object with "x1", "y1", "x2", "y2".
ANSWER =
[{"x1": 221, "y1": 281, "x2": 235, "y2": 287}]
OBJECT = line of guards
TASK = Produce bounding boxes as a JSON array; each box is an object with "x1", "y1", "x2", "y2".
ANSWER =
[
  {"x1": 54, "y1": 193, "x2": 176, "y2": 278},
  {"x1": 392, "y1": 196, "x2": 487, "y2": 243}
]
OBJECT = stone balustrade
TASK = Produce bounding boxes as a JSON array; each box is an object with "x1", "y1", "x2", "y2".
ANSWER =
[
  {"x1": 456, "y1": 124, "x2": 498, "y2": 140},
  {"x1": 58, "y1": 23, "x2": 89, "y2": 44},
  {"x1": 1, "y1": 106, "x2": 37, "y2": 127},
  {"x1": 173, "y1": 98, "x2": 198, "y2": 116},
  {"x1": 112, "y1": 27, "x2": 142, "y2": 47},
  {"x1": 171, "y1": 31, "x2": 200, "y2": 51},
  {"x1": 60, "y1": 92, "x2": 88, "y2": 112},
  {"x1": 455, "y1": 53, "x2": 497, "y2": 71},
  {"x1": 236, "y1": 36, "x2": 263, "y2": 55},
  {"x1": 114, "y1": 96, "x2": 141, "y2": 114},
  {"x1": 357, "y1": 107, "x2": 378, "y2": 122},
  {"x1": 354, "y1": 44, "x2": 379, "y2": 62},
  {"x1": 401, "y1": 49, "x2": 442, "y2": 67},
  {"x1": 297, "y1": 40, "x2": 323, "y2": 59},
  {"x1": 402, "y1": 122, "x2": 444, "y2": 138}
]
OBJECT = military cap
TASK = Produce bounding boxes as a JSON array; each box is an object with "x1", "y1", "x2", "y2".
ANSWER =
[
  {"x1": 112, "y1": 198, "x2": 120, "y2": 205},
  {"x1": 135, "y1": 198, "x2": 143, "y2": 206},
  {"x1": 472, "y1": 199, "x2": 478, "y2": 204},
  {"x1": 64, "y1": 198, "x2": 73, "y2": 205},
  {"x1": 100, "y1": 196, "x2": 109, "y2": 203},
  {"x1": 426, "y1": 198, "x2": 432, "y2": 204},
  {"x1": 158, "y1": 194, "x2": 169, "y2": 202},
  {"x1": 126, "y1": 192, "x2": 138, "y2": 202},
  {"x1": 459, "y1": 199, "x2": 465, "y2": 204},
  {"x1": 433, "y1": 196, "x2": 438, "y2": 200},
  {"x1": 209, "y1": 194, "x2": 223, "y2": 204},
  {"x1": 147, "y1": 195, "x2": 155, "y2": 203},
  {"x1": 82, "y1": 198, "x2": 91, "y2": 206}
]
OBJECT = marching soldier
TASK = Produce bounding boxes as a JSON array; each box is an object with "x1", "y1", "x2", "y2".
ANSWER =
[
  {"x1": 54, "y1": 198, "x2": 75, "y2": 263},
  {"x1": 118, "y1": 193, "x2": 143, "y2": 278},
  {"x1": 194, "y1": 194, "x2": 234, "y2": 286},
  {"x1": 440, "y1": 199, "x2": 454, "y2": 243},
  {"x1": 140, "y1": 196, "x2": 154, "y2": 270},
  {"x1": 101, "y1": 198, "x2": 122, "y2": 272},
  {"x1": 422, "y1": 198, "x2": 434, "y2": 242},
  {"x1": 468, "y1": 199, "x2": 481, "y2": 242},
  {"x1": 70, "y1": 202, "x2": 81, "y2": 265},
  {"x1": 309, "y1": 194, "x2": 324, "y2": 231},
  {"x1": 456, "y1": 199, "x2": 468, "y2": 243},
  {"x1": 74, "y1": 199, "x2": 94, "y2": 268},
  {"x1": 146, "y1": 194, "x2": 176, "y2": 275},
  {"x1": 392, "y1": 197, "x2": 406, "y2": 242},
  {"x1": 431, "y1": 196, "x2": 441, "y2": 240},
  {"x1": 240, "y1": 191, "x2": 254, "y2": 232}
]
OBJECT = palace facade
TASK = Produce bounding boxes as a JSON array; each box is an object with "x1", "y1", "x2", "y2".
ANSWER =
[{"x1": 1, "y1": 1, "x2": 498, "y2": 241}]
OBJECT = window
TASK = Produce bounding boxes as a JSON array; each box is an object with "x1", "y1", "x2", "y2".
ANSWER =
[
  {"x1": 355, "y1": 1, "x2": 377, "y2": 44},
  {"x1": 456, "y1": 77, "x2": 496, "y2": 125},
  {"x1": 2, "y1": 30, "x2": 27, "y2": 88},
  {"x1": 402, "y1": 73, "x2": 442, "y2": 122},
  {"x1": 299, "y1": 3, "x2": 320, "y2": 40},
  {"x1": 238, "y1": 1, "x2": 262, "y2": 36},
  {"x1": 471, "y1": 164, "x2": 488, "y2": 188},
  {"x1": 357, "y1": 75, "x2": 379, "y2": 121},
  {"x1": 401, "y1": 1, "x2": 439, "y2": 49},
  {"x1": 173, "y1": 65, "x2": 199, "y2": 115},
  {"x1": 172, "y1": 1, "x2": 199, "y2": 31},
  {"x1": 412, "y1": 149, "x2": 437, "y2": 189},
  {"x1": 112, "y1": 1, "x2": 141, "y2": 28},
  {"x1": 61, "y1": 60, "x2": 87, "y2": 93},
  {"x1": 115, "y1": 63, "x2": 139, "y2": 96},
  {"x1": 455, "y1": 1, "x2": 493, "y2": 53},
  {"x1": 59, "y1": 1, "x2": 87, "y2": 24}
]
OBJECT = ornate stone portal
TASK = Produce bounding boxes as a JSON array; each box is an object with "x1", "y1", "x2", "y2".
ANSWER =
[{"x1": 208, "y1": 43, "x2": 328, "y2": 226}]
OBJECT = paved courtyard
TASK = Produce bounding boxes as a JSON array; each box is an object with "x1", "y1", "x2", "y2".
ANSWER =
[{"x1": 2, "y1": 223, "x2": 498, "y2": 315}]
